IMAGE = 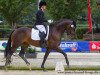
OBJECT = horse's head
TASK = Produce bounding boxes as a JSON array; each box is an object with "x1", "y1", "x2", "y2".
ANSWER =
[
  {"x1": 49, "y1": 19, "x2": 76, "y2": 40},
  {"x1": 64, "y1": 20, "x2": 76, "y2": 39}
]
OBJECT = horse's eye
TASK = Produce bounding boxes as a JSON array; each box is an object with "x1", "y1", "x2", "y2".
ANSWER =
[{"x1": 71, "y1": 25, "x2": 74, "y2": 28}]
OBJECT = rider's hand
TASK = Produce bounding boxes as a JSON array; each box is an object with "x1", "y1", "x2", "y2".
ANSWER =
[{"x1": 48, "y1": 20, "x2": 53, "y2": 23}]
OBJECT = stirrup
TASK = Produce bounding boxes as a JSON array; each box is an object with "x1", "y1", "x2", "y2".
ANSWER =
[
  {"x1": 40, "y1": 40, "x2": 47, "y2": 48},
  {"x1": 41, "y1": 43, "x2": 47, "y2": 48}
]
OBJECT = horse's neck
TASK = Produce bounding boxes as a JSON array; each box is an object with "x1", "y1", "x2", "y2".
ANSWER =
[{"x1": 49, "y1": 25, "x2": 65, "y2": 41}]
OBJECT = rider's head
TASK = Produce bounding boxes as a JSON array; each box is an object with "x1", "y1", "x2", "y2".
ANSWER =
[{"x1": 39, "y1": 1, "x2": 47, "y2": 11}]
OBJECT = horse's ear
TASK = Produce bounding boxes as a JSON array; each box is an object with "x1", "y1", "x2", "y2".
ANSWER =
[{"x1": 72, "y1": 21, "x2": 76, "y2": 28}]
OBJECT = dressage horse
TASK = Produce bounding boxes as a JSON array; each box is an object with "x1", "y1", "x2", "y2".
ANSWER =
[{"x1": 4, "y1": 19, "x2": 76, "y2": 70}]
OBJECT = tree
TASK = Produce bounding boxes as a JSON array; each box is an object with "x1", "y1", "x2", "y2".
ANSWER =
[
  {"x1": 18, "y1": 1, "x2": 38, "y2": 25},
  {"x1": 46, "y1": 0, "x2": 87, "y2": 20},
  {"x1": 46, "y1": 0, "x2": 96, "y2": 21},
  {"x1": 92, "y1": 0, "x2": 100, "y2": 24},
  {"x1": 0, "y1": 0, "x2": 36, "y2": 29}
]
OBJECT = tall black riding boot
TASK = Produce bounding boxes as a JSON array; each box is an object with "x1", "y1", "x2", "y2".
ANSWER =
[{"x1": 39, "y1": 32, "x2": 47, "y2": 48}]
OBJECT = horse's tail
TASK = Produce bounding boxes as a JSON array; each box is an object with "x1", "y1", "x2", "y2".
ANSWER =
[{"x1": 4, "y1": 30, "x2": 15, "y2": 58}]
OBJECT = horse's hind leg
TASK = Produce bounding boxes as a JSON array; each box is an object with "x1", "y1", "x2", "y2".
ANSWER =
[
  {"x1": 19, "y1": 45, "x2": 31, "y2": 70},
  {"x1": 5, "y1": 51, "x2": 13, "y2": 71},
  {"x1": 5, "y1": 47, "x2": 16, "y2": 71},
  {"x1": 56, "y1": 47, "x2": 69, "y2": 68}
]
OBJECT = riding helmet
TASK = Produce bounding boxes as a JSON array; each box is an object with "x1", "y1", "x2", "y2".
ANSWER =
[{"x1": 39, "y1": 1, "x2": 47, "y2": 8}]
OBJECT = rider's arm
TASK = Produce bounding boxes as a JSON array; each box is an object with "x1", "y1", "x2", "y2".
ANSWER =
[
  {"x1": 37, "y1": 10, "x2": 47, "y2": 22},
  {"x1": 42, "y1": 14, "x2": 47, "y2": 22}
]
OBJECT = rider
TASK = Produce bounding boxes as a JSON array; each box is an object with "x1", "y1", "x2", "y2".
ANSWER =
[{"x1": 34, "y1": 1, "x2": 47, "y2": 48}]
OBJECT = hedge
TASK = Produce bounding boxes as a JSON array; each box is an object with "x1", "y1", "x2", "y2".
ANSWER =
[
  {"x1": 0, "y1": 28, "x2": 12, "y2": 38},
  {"x1": 76, "y1": 27, "x2": 99, "y2": 39}
]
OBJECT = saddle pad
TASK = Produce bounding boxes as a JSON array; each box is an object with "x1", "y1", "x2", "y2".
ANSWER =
[{"x1": 31, "y1": 26, "x2": 49, "y2": 40}]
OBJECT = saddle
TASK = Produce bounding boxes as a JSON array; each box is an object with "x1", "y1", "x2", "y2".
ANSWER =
[{"x1": 31, "y1": 26, "x2": 49, "y2": 41}]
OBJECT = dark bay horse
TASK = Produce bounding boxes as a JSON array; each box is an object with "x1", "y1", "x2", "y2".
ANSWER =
[{"x1": 4, "y1": 19, "x2": 76, "y2": 70}]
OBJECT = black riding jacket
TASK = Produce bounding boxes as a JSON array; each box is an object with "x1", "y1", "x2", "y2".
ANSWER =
[{"x1": 35, "y1": 9, "x2": 47, "y2": 25}]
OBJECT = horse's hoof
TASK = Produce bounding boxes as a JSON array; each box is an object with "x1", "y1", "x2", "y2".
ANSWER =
[
  {"x1": 1, "y1": 58, "x2": 6, "y2": 62},
  {"x1": 41, "y1": 65, "x2": 47, "y2": 72},
  {"x1": 4, "y1": 66, "x2": 8, "y2": 72},
  {"x1": 43, "y1": 68, "x2": 47, "y2": 72},
  {"x1": 29, "y1": 67, "x2": 32, "y2": 71},
  {"x1": 27, "y1": 63, "x2": 32, "y2": 71}
]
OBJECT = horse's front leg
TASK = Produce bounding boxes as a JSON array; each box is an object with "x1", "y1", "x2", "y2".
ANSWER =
[
  {"x1": 41, "y1": 48, "x2": 50, "y2": 71},
  {"x1": 56, "y1": 47, "x2": 69, "y2": 68}
]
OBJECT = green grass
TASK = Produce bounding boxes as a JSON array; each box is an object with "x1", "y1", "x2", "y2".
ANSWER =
[
  {"x1": 0, "y1": 66, "x2": 100, "y2": 71},
  {"x1": 0, "y1": 66, "x2": 54, "y2": 70},
  {"x1": 0, "y1": 38, "x2": 8, "y2": 40},
  {"x1": 65, "y1": 67, "x2": 100, "y2": 71}
]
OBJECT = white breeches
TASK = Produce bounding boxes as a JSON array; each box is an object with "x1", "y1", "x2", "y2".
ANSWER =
[{"x1": 36, "y1": 25, "x2": 46, "y2": 34}]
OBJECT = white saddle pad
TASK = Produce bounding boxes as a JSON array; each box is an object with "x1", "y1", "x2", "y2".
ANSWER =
[{"x1": 31, "y1": 26, "x2": 49, "y2": 40}]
